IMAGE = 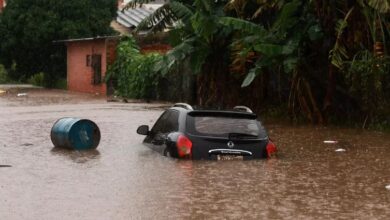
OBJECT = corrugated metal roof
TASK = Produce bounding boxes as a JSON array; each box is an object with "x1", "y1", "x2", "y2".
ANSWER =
[
  {"x1": 116, "y1": 6, "x2": 160, "y2": 29},
  {"x1": 54, "y1": 35, "x2": 120, "y2": 43}
]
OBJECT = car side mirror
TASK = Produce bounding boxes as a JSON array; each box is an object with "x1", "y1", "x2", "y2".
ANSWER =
[{"x1": 137, "y1": 125, "x2": 149, "y2": 135}]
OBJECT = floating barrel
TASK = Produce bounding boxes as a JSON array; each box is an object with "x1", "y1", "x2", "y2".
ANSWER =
[{"x1": 51, "y1": 118, "x2": 100, "y2": 150}]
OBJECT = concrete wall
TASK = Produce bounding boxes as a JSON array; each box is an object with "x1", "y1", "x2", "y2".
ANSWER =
[{"x1": 66, "y1": 40, "x2": 107, "y2": 95}]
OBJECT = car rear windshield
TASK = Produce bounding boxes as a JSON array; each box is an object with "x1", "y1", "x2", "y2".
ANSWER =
[{"x1": 186, "y1": 115, "x2": 267, "y2": 138}]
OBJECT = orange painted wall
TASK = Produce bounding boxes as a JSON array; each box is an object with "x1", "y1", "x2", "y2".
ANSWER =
[{"x1": 66, "y1": 40, "x2": 107, "y2": 95}]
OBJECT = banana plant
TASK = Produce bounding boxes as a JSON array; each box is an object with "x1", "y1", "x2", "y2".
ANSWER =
[
  {"x1": 221, "y1": 0, "x2": 326, "y2": 123},
  {"x1": 221, "y1": 0, "x2": 323, "y2": 87},
  {"x1": 126, "y1": 0, "x2": 234, "y2": 106},
  {"x1": 329, "y1": 0, "x2": 390, "y2": 69}
]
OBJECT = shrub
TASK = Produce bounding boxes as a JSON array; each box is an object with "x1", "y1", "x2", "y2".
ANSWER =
[
  {"x1": 106, "y1": 37, "x2": 163, "y2": 100},
  {"x1": 0, "y1": 64, "x2": 8, "y2": 83},
  {"x1": 54, "y1": 78, "x2": 67, "y2": 90},
  {"x1": 344, "y1": 51, "x2": 390, "y2": 129},
  {"x1": 28, "y1": 72, "x2": 45, "y2": 87}
]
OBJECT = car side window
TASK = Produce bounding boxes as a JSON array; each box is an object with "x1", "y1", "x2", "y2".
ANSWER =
[
  {"x1": 151, "y1": 110, "x2": 179, "y2": 134},
  {"x1": 165, "y1": 110, "x2": 179, "y2": 132},
  {"x1": 151, "y1": 111, "x2": 170, "y2": 134}
]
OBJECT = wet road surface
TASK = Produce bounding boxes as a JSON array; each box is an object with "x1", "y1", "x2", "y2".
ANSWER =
[{"x1": 1, "y1": 89, "x2": 390, "y2": 219}]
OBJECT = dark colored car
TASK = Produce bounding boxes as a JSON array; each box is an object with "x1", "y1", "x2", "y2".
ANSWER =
[{"x1": 137, "y1": 103, "x2": 277, "y2": 160}]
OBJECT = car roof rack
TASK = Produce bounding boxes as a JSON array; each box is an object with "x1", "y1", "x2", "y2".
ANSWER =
[
  {"x1": 173, "y1": 103, "x2": 194, "y2": 110},
  {"x1": 233, "y1": 105, "x2": 253, "y2": 113}
]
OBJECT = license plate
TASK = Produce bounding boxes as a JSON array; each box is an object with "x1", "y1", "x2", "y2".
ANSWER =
[{"x1": 217, "y1": 155, "x2": 243, "y2": 161}]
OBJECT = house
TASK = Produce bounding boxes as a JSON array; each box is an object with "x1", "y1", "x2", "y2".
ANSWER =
[
  {"x1": 59, "y1": 0, "x2": 171, "y2": 96},
  {"x1": 58, "y1": 36, "x2": 119, "y2": 96},
  {"x1": 113, "y1": 0, "x2": 172, "y2": 54}
]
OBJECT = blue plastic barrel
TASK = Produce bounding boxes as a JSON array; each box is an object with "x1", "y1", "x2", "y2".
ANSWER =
[{"x1": 50, "y1": 118, "x2": 101, "y2": 150}]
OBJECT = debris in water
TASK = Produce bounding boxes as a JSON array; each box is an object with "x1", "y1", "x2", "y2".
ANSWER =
[
  {"x1": 324, "y1": 140, "x2": 338, "y2": 144},
  {"x1": 386, "y1": 185, "x2": 390, "y2": 190},
  {"x1": 0, "y1": 89, "x2": 6, "y2": 95},
  {"x1": 51, "y1": 117, "x2": 101, "y2": 150},
  {"x1": 17, "y1": 93, "x2": 27, "y2": 97},
  {"x1": 335, "y1": 148, "x2": 346, "y2": 152}
]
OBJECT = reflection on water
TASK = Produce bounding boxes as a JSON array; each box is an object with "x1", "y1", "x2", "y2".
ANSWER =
[
  {"x1": 1, "y1": 91, "x2": 390, "y2": 219},
  {"x1": 50, "y1": 147, "x2": 101, "y2": 163}
]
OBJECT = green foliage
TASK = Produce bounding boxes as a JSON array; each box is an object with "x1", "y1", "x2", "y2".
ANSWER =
[
  {"x1": 54, "y1": 79, "x2": 67, "y2": 90},
  {"x1": 223, "y1": 0, "x2": 323, "y2": 87},
  {"x1": 345, "y1": 51, "x2": 390, "y2": 111},
  {"x1": 220, "y1": 17, "x2": 266, "y2": 36},
  {"x1": 0, "y1": 64, "x2": 9, "y2": 84},
  {"x1": 365, "y1": 0, "x2": 390, "y2": 13},
  {"x1": 28, "y1": 72, "x2": 45, "y2": 87},
  {"x1": 241, "y1": 67, "x2": 258, "y2": 87},
  {"x1": 0, "y1": 0, "x2": 117, "y2": 85},
  {"x1": 128, "y1": 0, "x2": 232, "y2": 75},
  {"x1": 324, "y1": 0, "x2": 390, "y2": 127},
  {"x1": 128, "y1": 0, "x2": 390, "y2": 128},
  {"x1": 127, "y1": 0, "x2": 233, "y2": 107},
  {"x1": 106, "y1": 38, "x2": 163, "y2": 100},
  {"x1": 270, "y1": 0, "x2": 301, "y2": 31},
  {"x1": 155, "y1": 0, "x2": 232, "y2": 75},
  {"x1": 156, "y1": 37, "x2": 197, "y2": 75},
  {"x1": 330, "y1": 0, "x2": 390, "y2": 70},
  {"x1": 329, "y1": 7, "x2": 354, "y2": 69}
]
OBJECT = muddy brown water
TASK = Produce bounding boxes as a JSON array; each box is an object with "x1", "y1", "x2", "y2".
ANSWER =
[{"x1": 1, "y1": 89, "x2": 390, "y2": 219}]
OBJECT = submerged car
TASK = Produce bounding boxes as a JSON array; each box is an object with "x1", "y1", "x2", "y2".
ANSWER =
[{"x1": 137, "y1": 103, "x2": 277, "y2": 160}]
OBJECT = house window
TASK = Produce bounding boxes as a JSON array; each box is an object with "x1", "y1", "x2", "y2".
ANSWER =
[{"x1": 91, "y1": 54, "x2": 102, "y2": 85}]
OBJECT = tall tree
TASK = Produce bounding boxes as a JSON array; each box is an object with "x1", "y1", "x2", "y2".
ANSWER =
[{"x1": 0, "y1": 0, "x2": 117, "y2": 85}]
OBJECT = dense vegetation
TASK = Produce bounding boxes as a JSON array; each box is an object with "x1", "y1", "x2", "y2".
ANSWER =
[
  {"x1": 107, "y1": 36, "x2": 195, "y2": 102},
  {"x1": 0, "y1": 0, "x2": 117, "y2": 86},
  {"x1": 106, "y1": 38, "x2": 163, "y2": 100},
  {"x1": 0, "y1": 64, "x2": 8, "y2": 84},
  {"x1": 0, "y1": 0, "x2": 388, "y2": 129},
  {"x1": 127, "y1": 0, "x2": 390, "y2": 129}
]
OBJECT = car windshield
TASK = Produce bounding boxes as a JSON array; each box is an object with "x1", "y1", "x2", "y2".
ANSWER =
[{"x1": 187, "y1": 116, "x2": 266, "y2": 138}]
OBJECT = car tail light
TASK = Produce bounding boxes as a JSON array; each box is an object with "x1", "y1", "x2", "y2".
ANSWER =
[
  {"x1": 177, "y1": 135, "x2": 192, "y2": 158},
  {"x1": 266, "y1": 139, "x2": 277, "y2": 158}
]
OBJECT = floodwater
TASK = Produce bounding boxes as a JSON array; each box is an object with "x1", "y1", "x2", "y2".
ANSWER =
[{"x1": 1, "y1": 89, "x2": 390, "y2": 219}]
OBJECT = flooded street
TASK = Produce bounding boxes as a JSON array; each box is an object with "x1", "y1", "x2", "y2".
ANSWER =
[{"x1": 1, "y1": 89, "x2": 390, "y2": 219}]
